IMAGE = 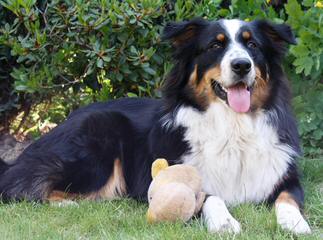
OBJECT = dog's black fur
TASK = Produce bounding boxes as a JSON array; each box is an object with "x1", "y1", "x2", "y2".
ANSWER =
[{"x1": 0, "y1": 19, "x2": 304, "y2": 208}]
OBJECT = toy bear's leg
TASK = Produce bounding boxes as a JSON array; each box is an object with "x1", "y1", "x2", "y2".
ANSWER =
[
  {"x1": 194, "y1": 192, "x2": 206, "y2": 215},
  {"x1": 202, "y1": 196, "x2": 241, "y2": 234}
]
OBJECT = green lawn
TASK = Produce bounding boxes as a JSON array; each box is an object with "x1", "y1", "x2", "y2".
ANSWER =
[{"x1": 0, "y1": 158, "x2": 321, "y2": 240}]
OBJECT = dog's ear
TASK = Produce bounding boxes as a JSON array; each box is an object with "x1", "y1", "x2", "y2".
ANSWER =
[
  {"x1": 163, "y1": 18, "x2": 208, "y2": 48},
  {"x1": 254, "y1": 20, "x2": 296, "y2": 45}
]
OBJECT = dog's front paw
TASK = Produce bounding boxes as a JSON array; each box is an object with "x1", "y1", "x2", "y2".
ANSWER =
[
  {"x1": 205, "y1": 212, "x2": 241, "y2": 234},
  {"x1": 276, "y1": 203, "x2": 311, "y2": 234},
  {"x1": 203, "y1": 196, "x2": 241, "y2": 234}
]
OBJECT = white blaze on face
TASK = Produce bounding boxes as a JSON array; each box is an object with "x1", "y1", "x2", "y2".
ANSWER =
[
  {"x1": 220, "y1": 19, "x2": 256, "y2": 113},
  {"x1": 220, "y1": 19, "x2": 255, "y2": 87}
]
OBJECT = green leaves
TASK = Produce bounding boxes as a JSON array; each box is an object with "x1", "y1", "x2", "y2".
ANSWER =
[
  {"x1": 286, "y1": 0, "x2": 323, "y2": 77},
  {"x1": 293, "y1": 87, "x2": 323, "y2": 156},
  {"x1": 285, "y1": 0, "x2": 303, "y2": 28},
  {"x1": 1, "y1": 0, "x2": 168, "y2": 99},
  {"x1": 293, "y1": 56, "x2": 314, "y2": 75},
  {"x1": 0, "y1": 0, "x2": 37, "y2": 15}
]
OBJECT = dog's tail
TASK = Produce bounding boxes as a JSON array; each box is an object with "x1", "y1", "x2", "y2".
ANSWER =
[{"x1": 0, "y1": 152, "x2": 64, "y2": 203}]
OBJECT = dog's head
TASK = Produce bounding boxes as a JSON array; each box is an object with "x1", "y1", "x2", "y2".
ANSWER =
[{"x1": 163, "y1": 18, "x2": 296, "y2": 113}]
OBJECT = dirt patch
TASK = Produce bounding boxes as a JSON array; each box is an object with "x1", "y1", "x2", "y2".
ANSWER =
[{"x1": 0, "y1": 134, "x2": 33, "y2": 163}]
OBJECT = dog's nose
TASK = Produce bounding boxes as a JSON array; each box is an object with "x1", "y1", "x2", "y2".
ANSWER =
[{"x1": 231, "y1": 58, "x2": 251, "y2": 76}]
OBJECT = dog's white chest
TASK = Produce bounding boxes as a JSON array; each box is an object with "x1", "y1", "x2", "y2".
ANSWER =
[{"x1": 175, "y1": 103, "x2": 294, "y2": 206}]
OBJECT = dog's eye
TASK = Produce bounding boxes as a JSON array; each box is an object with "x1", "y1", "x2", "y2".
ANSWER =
[
  {"x1": 247, "y1": 41, "x2": 257, "y2": 49},
  {"x1": 209, "y1": 42, "x2": 223, "y2": 50}
]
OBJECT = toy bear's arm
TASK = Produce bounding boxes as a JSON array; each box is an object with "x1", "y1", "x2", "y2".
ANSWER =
[{"x1": 194, "y1": 192, "x2": 206, "y2": 215}]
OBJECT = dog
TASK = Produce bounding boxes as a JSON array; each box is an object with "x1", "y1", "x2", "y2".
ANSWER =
[{"x1": 0, "y1": 18, "x2": 311, "y2": 234}]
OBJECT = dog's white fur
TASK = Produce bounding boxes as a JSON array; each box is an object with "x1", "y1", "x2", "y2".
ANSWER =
[
  {"x1": 175, "y1": 103, "x2": 294, "y2": 205},
  {"x1": 222, "y1": 19, "x2": 242, "y2": 39},
  {"x1": 275, "y1": 202, "x2": 311, "y2": 234},
  {"x1": 202, "y1": 196, "x2": 241, "y2": 233},
  {"x1": 174, "y1": 102, "x2": 302, "y2": 233},
  {"x1": 170, "y1": 19, "x2": 310, "y2": 235},
  {"x1": 220, "y1": 19, "x2": 255, "y2": 88}
]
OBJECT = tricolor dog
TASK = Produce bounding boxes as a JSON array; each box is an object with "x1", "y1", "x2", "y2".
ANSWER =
[{"x1": 0, "y1": 19, "x2": 311, "y2": 234}]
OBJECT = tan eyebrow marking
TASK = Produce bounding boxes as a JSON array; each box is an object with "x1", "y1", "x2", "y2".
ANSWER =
[
  {"x1": 242, "y1": 31, "x2": 251, "y2": 40},
  {"x1": 216, "y1": 33, "x2": 225, "y2": 42}
]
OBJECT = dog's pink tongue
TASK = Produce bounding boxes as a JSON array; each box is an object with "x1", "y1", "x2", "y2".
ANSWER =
[{"x1": 227, "y1": 85, "x2": 250, "y2": 113}]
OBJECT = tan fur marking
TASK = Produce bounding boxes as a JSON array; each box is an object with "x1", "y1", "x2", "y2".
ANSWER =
[
  {"x1": 275, "y1": 191, "x2": 299, "y2": 209},
  {"x1": 242, "y1": 31, "x2": 251, "y2": 40},
  {"x1": 216, "y1": 33, "x2": 225, "y2": 42},
  {"x1": 48, "y1": 158, "x2": 126, "y2": 202},
  {"x1": 189, "y1": 65, "x2": 198, "y2": 86},
  {"x1": 189, "y1": 65, "x2": 221, "y2": 108},
  {"x1": 251, "y1": 67, "x2": 270, "y2": 110},
  {"x1": 86, "y1": 158, "x2": 127, "y2": 200},
  {"x1": 48, "y1": 190, "x2": 79, "y2": 202},
  {"x1": 173, "y1": 26, "x2": 196, "y2": 46}
]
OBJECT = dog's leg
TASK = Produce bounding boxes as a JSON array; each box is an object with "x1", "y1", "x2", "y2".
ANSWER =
[
  {"x1": 275, "y1": 191, "x2": 311, "y2": 234},
  {"x1": 202, "y1": 196, "x2": 241, "y2": 234}
]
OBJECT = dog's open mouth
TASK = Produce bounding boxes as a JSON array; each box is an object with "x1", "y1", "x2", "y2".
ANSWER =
[{"x1": 211, "y1": 80, "x2": 253, "y2": 113}]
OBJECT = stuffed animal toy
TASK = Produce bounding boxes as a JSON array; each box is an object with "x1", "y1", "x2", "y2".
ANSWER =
[{"x1": 147, "y1": 158, "x2": 205, "y2": 223}]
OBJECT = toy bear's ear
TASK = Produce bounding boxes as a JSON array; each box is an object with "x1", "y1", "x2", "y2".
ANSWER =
[{"x1": 151, "y1": 158, "x2": 169, "y2": 178}]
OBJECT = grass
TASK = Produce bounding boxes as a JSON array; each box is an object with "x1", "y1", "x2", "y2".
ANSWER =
[{"x1": 0, "y1": 158, "x2": 321, "y2": 240}]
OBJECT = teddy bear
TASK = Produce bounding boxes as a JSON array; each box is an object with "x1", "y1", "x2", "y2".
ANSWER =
[{"x1": 147, "y1": 158, "x2": 205, "y2": 223}]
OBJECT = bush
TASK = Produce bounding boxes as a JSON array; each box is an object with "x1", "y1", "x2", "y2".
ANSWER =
[
  {"x1": 0, "y1": 0, "x2": 171, "y2": 134},
  {"x1": 0, "y1": 0, "x2": 322, "y2": 155}
]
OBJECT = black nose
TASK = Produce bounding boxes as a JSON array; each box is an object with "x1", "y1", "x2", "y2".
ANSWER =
[{"x1": 231, "y1": 58, "x2": 251, "y2": 76}]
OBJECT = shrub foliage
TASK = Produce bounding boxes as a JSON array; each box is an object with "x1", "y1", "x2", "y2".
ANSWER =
[{"x1": 0, "y1": 0, "x2": 322, "y2": 155}]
